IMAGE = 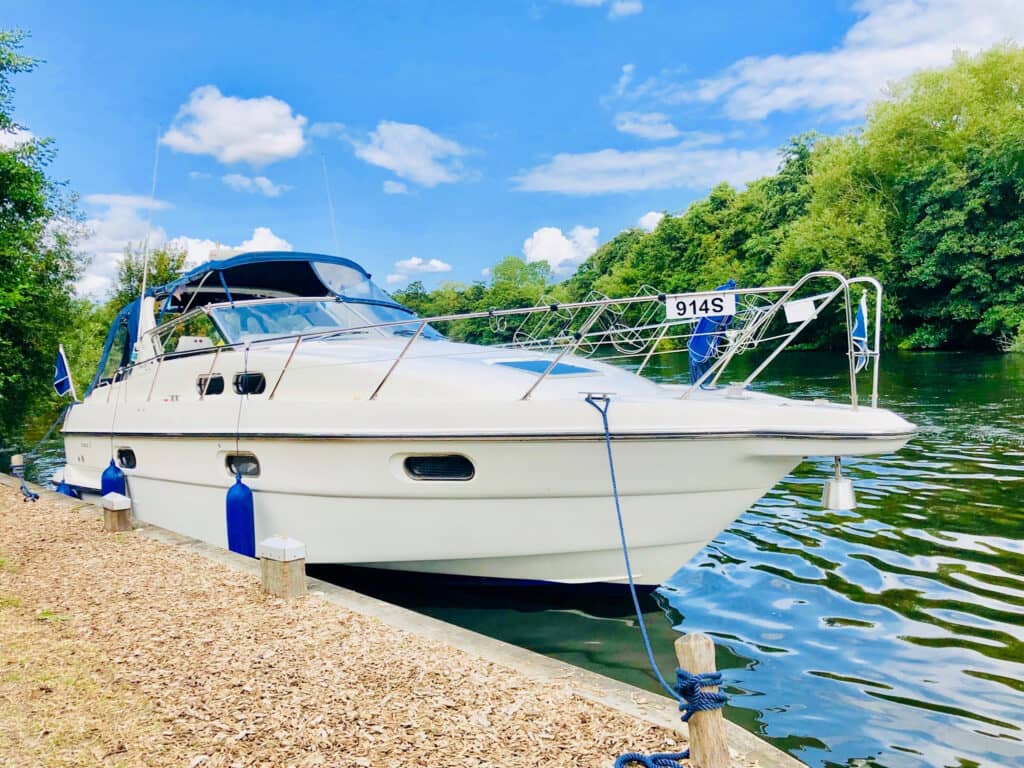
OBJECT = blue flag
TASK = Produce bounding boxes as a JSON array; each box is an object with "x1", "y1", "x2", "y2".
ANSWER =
[
  {"x1": 852, "y1": 293, "x2": 869, "y2": 373},
  {"x1": 53, "y1": 345, "x2": 76, "y2": 398}
]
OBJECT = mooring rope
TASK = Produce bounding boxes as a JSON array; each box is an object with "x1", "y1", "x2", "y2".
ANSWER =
[
  {"x1": 12, "y1": 404, "x2": 72, "y2": 502},
  {"x1": 585, "y1": 395, "x2": 728, "y2": 767}
]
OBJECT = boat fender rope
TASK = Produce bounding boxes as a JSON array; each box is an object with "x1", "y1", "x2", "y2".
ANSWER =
[{"x1": 585, "y1": 395, "x2": 728, "y2": 767}]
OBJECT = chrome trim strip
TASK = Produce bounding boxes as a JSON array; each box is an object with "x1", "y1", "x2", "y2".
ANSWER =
[{"x1": 62, "y1": 429, "x2": 915, "y2": 443}]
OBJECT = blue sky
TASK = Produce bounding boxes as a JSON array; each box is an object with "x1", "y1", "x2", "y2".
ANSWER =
[{"x1": 3, "y1": 0, "x2": 1018, "y2": 297}]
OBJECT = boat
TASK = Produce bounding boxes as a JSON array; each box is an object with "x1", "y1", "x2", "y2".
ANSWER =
[{"x1": 56, "y1": 250, "x2": 914, "y2": 586}]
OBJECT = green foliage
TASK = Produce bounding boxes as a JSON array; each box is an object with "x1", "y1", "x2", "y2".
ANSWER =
[
  {"x1": 398, "y1": 48, "x2": 1023, "y2": 352},
  {"x1": 109, "y1": 244, "x2": 187, "y2": 310},
  {"x1": 0, "y1": 30, "x2": 82, "y2": 442}
]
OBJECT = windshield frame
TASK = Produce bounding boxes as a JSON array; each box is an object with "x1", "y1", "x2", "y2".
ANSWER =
[{"x1": 145, "y1": 295, "x2": 441, "y2": 350}]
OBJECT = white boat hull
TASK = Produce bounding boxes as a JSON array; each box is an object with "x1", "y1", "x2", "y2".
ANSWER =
[{"x1": 60, "y1": 395, "x2": 912, "y2": 585}]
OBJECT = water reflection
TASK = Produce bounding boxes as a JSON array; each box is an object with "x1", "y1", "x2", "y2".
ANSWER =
[{"x1": 330, "y1": 352, "x2": 1024, "y2": 768}]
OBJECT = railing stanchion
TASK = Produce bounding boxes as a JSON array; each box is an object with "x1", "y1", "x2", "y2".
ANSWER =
[
  {"x1": 199, "y1": 347, "x2": 221, "y2": 400},
  {"x1": 269, "y1": 337, "x2": 302, "y2": 400},
  {"x1": 369, "y1": 321, "x2": 426, "y2": 401},
  {"x1": 521, "y1": 306, "x2": 607, "y2": 401},
  {"x1": 146, "y1": 356, "x2": 164, "y2": 402}
]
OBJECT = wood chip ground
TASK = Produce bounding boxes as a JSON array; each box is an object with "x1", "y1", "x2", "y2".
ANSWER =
[{"x1": 0, "y1": 486, "x2": 756, "y2": 767}]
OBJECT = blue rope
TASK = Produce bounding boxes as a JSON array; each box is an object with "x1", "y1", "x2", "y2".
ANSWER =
[
  {"x1": 585, "y1": 395, "x2": 727, "y2": 767},
  {"x1": 11, "y1": 404, "x2": 72, "y2": 502}
]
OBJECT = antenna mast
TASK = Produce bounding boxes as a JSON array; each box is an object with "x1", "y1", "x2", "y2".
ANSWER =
[
  {"x1": 321, "y1": 154, "x2": 341, "y2": 256},
  {"x1": 138, "y1": 127, "x2": 161, "y2": 339}
]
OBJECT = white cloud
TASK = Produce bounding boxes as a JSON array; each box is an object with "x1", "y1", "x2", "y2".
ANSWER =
[
  {"x1": 309, "y1": 121, "x2": 348, "y2": 139},
  {"x1": 382, "y1": 180, "x2": 409, "y2": 195},
  {"x1": 167, "y1": 227, "x2": 293, "y2": 266},
  {"x1": 565, "y1": 0, "x2": 643, "y2": 18},
  {"x1": 612, "y1": 64, "x2": 635, "y2": 98},
  {"x1": 637, "y1": 211, "x2": 665, "y2": 232},
  {"x1": 613, "y1": 112, "x2": 680, "y2": 140},
  {"x1": 515, "y1": 142, "x2": 778, "y2": 194},
  {"x1": 221, "y1": 173, "x2": 291, "y2": 197},
  {"x1": 76, "y1": 195, "x2": 171, "y2": 298},
  {"x1": 481, "y1": 267, "x2": 492, "y2": 278},
  {"x1": 522, "y1": 225, "x2": 599, "y2": 274},
  {"x1": 608, "y1": 0, "x2": 642, "y2": 17},
  {"x1": 395, "y1": 256, "x2": 453, "y2": 273},
  {"x1": 353, "y1": 121, "x2": 469, "y2": 187},
  {"x1": 696, "y1": 0, "x2": 1024, "y2": 120},
  {"x1": 385, "y1": 273, "x2": 407, "y2": 285},
  {"x1": 0, "y1": 127, "x2": 34, "y2": 149},
  {"x1": 75, "y1": 190, "x2": 293, "y2": 298},
  {"x1": 161, "y1": 85, "x2": 307, "y2": 165},
  {"x1": 188, "y1": 170, "x2": 211, "y2": 180}
]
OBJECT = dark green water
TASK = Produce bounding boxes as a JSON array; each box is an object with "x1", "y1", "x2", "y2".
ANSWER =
[{"x1": 331, "y1": 352, "x2": 1024, "y2": 768}]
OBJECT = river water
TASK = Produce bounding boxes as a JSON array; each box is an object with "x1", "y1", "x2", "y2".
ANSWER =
[
  {"x1": 16, "y1": 351, "x2": 1023, "y2": 766},
  {"x1": 333, "y1": 351, "x2": 1024, "y2": 768}
]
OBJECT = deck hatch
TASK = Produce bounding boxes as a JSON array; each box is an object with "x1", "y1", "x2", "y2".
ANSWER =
[
  {"x1": 404, "y1": 455, "x2": 475, "y2": 481},
  {"x1": 495, "y1": 360, "x2": 595, "y2": 376}
]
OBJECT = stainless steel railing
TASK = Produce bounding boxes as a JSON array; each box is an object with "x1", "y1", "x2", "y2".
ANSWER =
[{"x1": 97, "y1": 272, "x2": 883, "y2": 408}]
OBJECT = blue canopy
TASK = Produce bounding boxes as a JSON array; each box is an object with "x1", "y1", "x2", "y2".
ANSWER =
[{"x1": 86, "y1": 251, "x2": 396, "y2": 395}]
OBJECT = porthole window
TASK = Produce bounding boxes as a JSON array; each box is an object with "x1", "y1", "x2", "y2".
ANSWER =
[
  {"x1": 197, "y1": 374, "x2": 224, "y2": 396},
  {"x1": 404, "y1": 455, "x2": 474, "y2": 481},
  {"x1": 226, "y1": 454, "x2": 260, "y2": 477},
  {"x1": 233, "y1": 372, "x2": 266, "y2": 395},
  {"x1": 116, "y1": 448, "x2": 137, "y2": 469}
]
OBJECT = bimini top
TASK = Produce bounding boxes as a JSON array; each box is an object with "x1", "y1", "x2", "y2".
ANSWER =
[
  {"x1": 88, "y1": 251, "x2": 405, "y2": 394},
  {"x1": 153, "y1": 251, "x2": 381, "y2": 312}
]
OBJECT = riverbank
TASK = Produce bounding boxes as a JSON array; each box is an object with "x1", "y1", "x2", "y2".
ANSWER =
[{"x1": 0, "y1": 475, "x2": 799, "y2": 768}]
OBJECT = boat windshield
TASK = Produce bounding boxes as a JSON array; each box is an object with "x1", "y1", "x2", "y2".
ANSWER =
[{"x1": 209, "y1": 300, "x2": 443, "y2": 344}]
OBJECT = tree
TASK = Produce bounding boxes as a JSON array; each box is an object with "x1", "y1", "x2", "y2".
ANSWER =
[
  {"x1": 109, "y1": 244, "x2": 188, "y2": 309},
  {"x1": 0, "y1": 30, "x2": 81, "y2": 441}
]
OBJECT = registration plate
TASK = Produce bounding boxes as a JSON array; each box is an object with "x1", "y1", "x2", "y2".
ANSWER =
[{"x1": 665, "y1": 292, "x2": 736, "y2": 321}]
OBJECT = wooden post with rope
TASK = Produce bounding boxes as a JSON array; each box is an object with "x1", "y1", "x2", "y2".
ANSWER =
[{"x1": 674, "y1": 632, "x2": 730, "y2": 768}]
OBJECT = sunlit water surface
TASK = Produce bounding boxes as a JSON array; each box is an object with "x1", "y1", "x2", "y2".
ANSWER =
[
  {"x1": 14, "y1": 352, "x2": 1024, "y2": 767},
  {"x1": 322, "y1": 352, "x2": 1024, "y2": 768}
]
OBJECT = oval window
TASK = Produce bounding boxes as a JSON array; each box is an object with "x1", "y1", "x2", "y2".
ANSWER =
[
  {"x1": 233, "y1": 372, "x2": 266, "y2": 395},
  {"x1": 404, "y1": 455, "x2": 474, "y2": 481},
  {"x1": 116, "y1": 448, "x2": 137, "y2": 469}
]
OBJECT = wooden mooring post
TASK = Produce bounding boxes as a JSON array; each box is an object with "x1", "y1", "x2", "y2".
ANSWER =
[
  {"x1": 674, "y1": 632, "x2": 730, "y2": 768},
  {"x1": 258, "y1": 536, "x2": 307, "y2": 599},
  {"x1": 101, "y1": 492, "x2": 132, "y2": 532}
]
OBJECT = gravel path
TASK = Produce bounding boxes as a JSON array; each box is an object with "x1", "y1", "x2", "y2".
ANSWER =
[{"x1": 0, "y1": 482, "x2": 755, "y2": 768}]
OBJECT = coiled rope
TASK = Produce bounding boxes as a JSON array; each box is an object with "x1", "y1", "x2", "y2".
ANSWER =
[{"x1": 585, "y1": 395, "x2": 727, "y2": 768}]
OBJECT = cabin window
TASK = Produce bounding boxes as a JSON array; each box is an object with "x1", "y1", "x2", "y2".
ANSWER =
[
  {"x1": 233, "y1": 372, "x2": 266, "y2": 395},
  {"x1": 159, "y1": 313, "x2": 228, "y2": 356},
  {"x1": 116, "y1": 448, "x2": 137, "y2": 469},
  {"x1": 404, "y1": 455, "x2": 475, "y2": 481},
  {"x1": 197, "y1": 374, "x2": 225, "y2": 396},
  {"x1": 226, "y1": 453, "x2": 260, "y2": 477},
  {"x1": 98, "y1": 324, "x2": 130, "y2": 384}
]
